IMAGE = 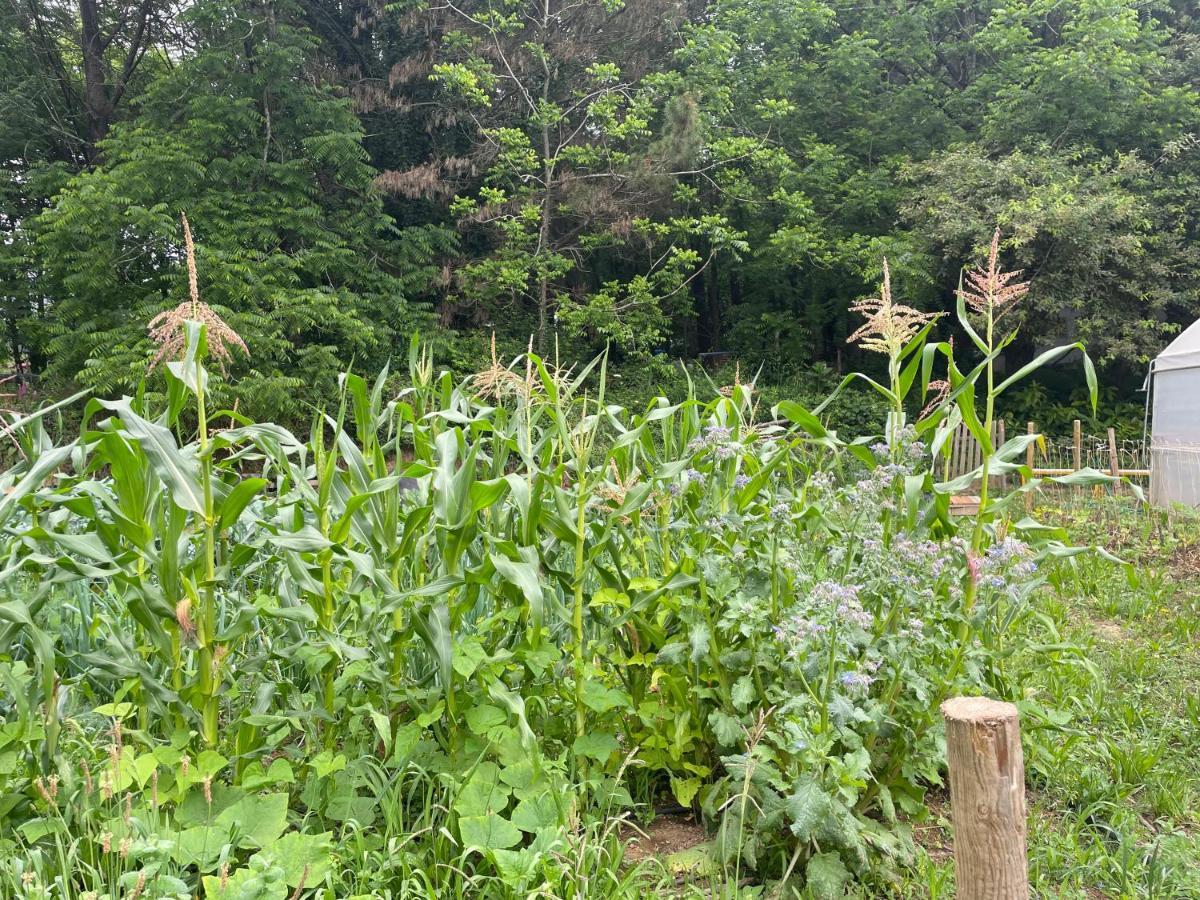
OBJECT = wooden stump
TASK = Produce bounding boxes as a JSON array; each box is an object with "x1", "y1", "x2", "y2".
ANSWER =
[
  {"x1": 941, "y1": 697, "x2": 1029, "y2": 900},
  {"x1": 1107, "y1": 428, "x2": 1121, "y2": 493}
]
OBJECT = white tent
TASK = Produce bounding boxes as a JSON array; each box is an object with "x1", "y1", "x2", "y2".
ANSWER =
[{"x1": 1149, "y1": 319, "x2": 1200, "y2": 506}]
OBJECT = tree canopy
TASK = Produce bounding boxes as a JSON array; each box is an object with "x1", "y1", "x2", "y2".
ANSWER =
[{"x1": 2, "y1": 0, "x2": 1198, "y2": 418}]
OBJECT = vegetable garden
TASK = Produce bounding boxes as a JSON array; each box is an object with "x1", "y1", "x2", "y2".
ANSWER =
[{"x1": 0, "y1": 233, "x2": 1182, "y2": 899}]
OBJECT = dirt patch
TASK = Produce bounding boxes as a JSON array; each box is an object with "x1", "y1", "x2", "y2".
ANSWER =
[
  {"x1": 911, "y1": 787, "x2": 954, "y2": 865},
  {"x1": 1093, "y1": 620, "x2": 1128, "y2": 642},
  {"x1": 622, "y1": 813, "x2": 708, "y2": 863},
  {"x1": 1170, "y1": 541, "x2": 1200, "y2": 578}
]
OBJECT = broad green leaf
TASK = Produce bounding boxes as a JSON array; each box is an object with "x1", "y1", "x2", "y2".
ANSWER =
[
  {"x1": 465, "y1": 704, "x2": 507, "y2": 735},
  {"x1": 708, "y1": 710, "x2": 742, "y2": 746},
  {"x1": 787, "y1": 777, "x2": 831, "y2": 842},
  {"x1": 254, "y1": 830, "x2": 334, "y2": 887},
  {"x1": 214, "y1": 792, "x2": 289, "y2": 848},
  {"x1": 490, "y1": 847, "x2": 541, "y2": 882},
  {"x1": 309, "y1": 750, "x2": 347, "y2": 778},
  {"x1": 452, "y1": 638, "x2": 488, "y2": 679},
  {"x1": 664, "y1": 844, "x2": 718, "y2": 876},
  {"x1": 459, "y1": 814, "x2": 522, "y2": 851},
  {"x1": 572, "y1": 732, "x2": 619, "y2": 762},
  {"x1": 670, "y1": 775, "x2": 702, "y2": 808},
  {"x1": 774, "y1": 400, "x2": 828, "y2": 438},
  {"x1": 806, "y1": 851, "x2": 851, "y2": 899},
  {"x1": 490, "y1": 551, "x2": 545, "y2": 641},
  {"x1": 454, "y1": 762, "x2": 510, "y2": 817},
  {"x1": 173, "y1": 824, "x2": 232, "y2": 871},
  {"x1": 218, "y1": 477, "x2": 266, "y2": 530},
  {"x1": 202, "y1": 866, "x2": 286, "y2": 900},
  {"x1": 100, "y1": 398, "x2": 205, "y2": 513},
  {"x1": 0, "y1": 443, "x2": 75, "y2": 528},
  {"x1": 580, "y1": 681, "x2": 630, "y2": 714}
]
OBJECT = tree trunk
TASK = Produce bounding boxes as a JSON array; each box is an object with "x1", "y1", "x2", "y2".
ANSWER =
[
  {"x1": 78, "y1": 0, "x2": 112, "y2": 156},
  {"x1": 7, "y1": 315, "x2": 22, "y2": 374}
]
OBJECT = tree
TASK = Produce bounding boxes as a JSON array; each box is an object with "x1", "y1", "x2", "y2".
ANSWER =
[
  {"x1": 371, "y1": 0, "x2": 744, "y2": 356},
  {"x1": 1, "y1": 0, "x2": 183, "y2": 375},
  {"x1": 904, "y1": 142, "x2": 1200, "y2": 364},
  {"x1": 31, "y1": 0, "x2": 446, "y2": 419},
  {"x1": 3, "y1": 0, "x2": 180, "y2": 164},
  {"x1": 672, "y1": 0, "x2": 1199, "y2": 374}
]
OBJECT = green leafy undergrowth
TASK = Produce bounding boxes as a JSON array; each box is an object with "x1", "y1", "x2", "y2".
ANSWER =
[{"x1": 896, "y1": 497, "x2": 1200, "y2": 899}]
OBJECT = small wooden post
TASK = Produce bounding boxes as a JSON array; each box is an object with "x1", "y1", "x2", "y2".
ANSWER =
[
  {"x1": 941, "y1": 697, "x2": 1029, "y2": 900},
  {"x1": 1072, "y1": 419, "x2": 1082, "y2": 471},
  {"x1": 1024, "y1": 422, "x2": 1035, "y2": 512},
  {"x1": 996, "y1": 419, "x2": 1006, "y2": 489},
  {"x1": 1107, "y1": 427, "x2": 1121, "y2": 494}
]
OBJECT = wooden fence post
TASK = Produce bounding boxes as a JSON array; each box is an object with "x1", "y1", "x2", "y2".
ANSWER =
[
  {"x1": 1107, "y1": 427, "x2": 1121, "y2": 493},
  {"x1": 1072, "y1": 419, "x2": 1082, "y2": 471},
  {"x1": 941, "y1": 697, "x2": 1029, "y2": 900}
]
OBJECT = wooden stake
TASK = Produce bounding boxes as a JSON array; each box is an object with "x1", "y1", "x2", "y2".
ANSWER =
[
  {"x1": 941, "y1": 697, "x2": 1029, "y2": 900},
  {"x1": 1024, "y1": 422, "x2": 1035, "y2": 512},
  {"x1": 1107, "y1": 427, "x2": 1121, "y2": 492},
  {"x1": 1072, "y1": 419, "x2": 1082, "y2": 471}
]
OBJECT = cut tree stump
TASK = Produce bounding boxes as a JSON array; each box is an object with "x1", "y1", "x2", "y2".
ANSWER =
[{"x1": 941, "y1": 696, "x2": 1029, "y2": 900}]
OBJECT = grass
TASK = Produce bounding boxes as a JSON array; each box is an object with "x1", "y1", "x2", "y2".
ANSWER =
[{"x1": 894, "y1": 493, "x2": 1200, "y2": 899}]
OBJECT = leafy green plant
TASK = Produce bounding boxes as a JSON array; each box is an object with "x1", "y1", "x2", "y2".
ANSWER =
[{"x1": 0, "y1": 227, "x2": 1131, "y2": 897}]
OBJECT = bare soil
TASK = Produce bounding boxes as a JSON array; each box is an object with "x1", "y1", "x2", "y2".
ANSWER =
[{"x1": 622, "y1": 813, "x2": 708, "y2": 863}]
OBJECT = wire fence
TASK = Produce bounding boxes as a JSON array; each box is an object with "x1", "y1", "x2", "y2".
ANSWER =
[
  {"x1": 946, "y1": 419, "x2": 1150, "y2": 488},
  {"x1": 1037, "y1": 434, "x2": 1149, "y2": 475}
]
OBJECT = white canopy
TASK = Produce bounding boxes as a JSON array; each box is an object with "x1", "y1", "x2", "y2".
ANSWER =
[
  {"x1": 1153, "y1": 318, "x2": 1200, "y2": 374},
  {"x1": 1150, "y1": 320, "x2": 1200, "y2": 506}
]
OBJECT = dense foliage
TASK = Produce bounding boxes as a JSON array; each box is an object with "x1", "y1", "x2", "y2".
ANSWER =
[
  {"x1": 0, "y1": 225, "x2": 1125, "y2": 896},
  {"x1": 2, "y1": 0, "x2": 1198, "y2": 419}
]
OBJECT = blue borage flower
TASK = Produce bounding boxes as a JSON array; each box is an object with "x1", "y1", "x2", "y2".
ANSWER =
[
  {"x1": 809, "y1": 581, "x2": 874, "y2": 629},
  {"x1": 840, "y1": 671, "x2": 874, "y2": 691},
  {"x1": 807, "y1": 471, "x2": 835, "y2": 493},
  {"x1": 980, "y1": 537, "x2": 1037, "y2": 589},
  {"x1": 688, "y1": 424, "x2": 734, "y2": 453}
]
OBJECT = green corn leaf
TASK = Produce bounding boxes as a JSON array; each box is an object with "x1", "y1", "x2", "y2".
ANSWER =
[
  {"x1": 218, "y1": 478, "x2": 267, "y2": 531},
  {"x1": 100, "y1": 398, "x2": 205, "y2": 514},
  {"x1": 0, "y1": 443, "x2": 74, "y2": 528},
  {"x1": 774, "y1": 400, "x2": 828, "y2": 439}
]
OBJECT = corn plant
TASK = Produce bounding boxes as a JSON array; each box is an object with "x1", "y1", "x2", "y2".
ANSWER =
[{"x1": 0, "y1": 229, "x2": 1138, "y2": 898}]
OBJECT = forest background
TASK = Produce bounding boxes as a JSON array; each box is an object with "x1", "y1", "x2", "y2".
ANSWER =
[{"x1": 3, "y1": 0, "x2": 1198, "y2": 435}]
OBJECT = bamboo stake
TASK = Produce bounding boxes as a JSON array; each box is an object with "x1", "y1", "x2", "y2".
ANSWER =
[
  {"x1": 942, "y1": 697, "x2": 1029, "y2": 900},
  {"x1": 1107, "y1": 427, "x2": 1121, "y2": 494},
  {"x1": 1030, "y1": 467, "x2": 1149, "y2": 477},
  {"x1": 1024, "y1": 422, "x2": 1035, "y2": 513}
]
